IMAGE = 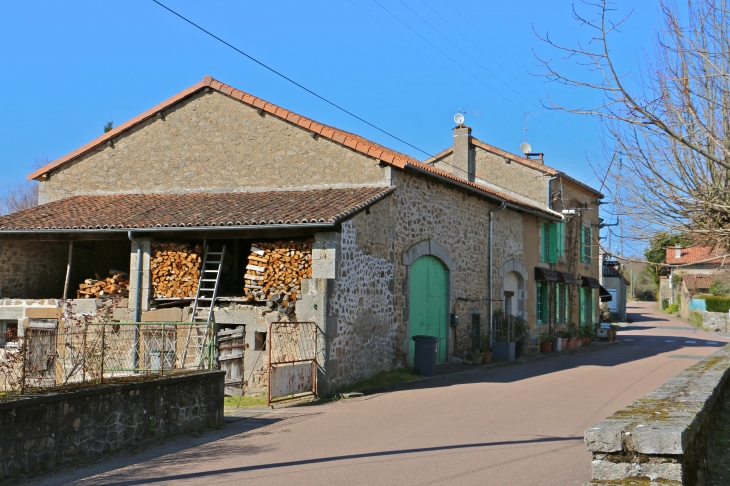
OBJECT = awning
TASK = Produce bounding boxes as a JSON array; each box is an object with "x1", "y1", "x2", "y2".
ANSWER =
[
  {"x1": 599, "y1": 285, "x2": 613, "y2": 302},
  {"x1": 557, "y1": 271, "x2": 576, "y2": 285},
  {"x1": 580, "y1": 276, "x2": 600, "y2": 288},
  {"x1": 535, "y1": 267, "x2": 559, "y2": 282}
]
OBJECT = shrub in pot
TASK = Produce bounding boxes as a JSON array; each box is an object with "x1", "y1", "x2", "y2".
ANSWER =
[
  {"x1": 539, "y1": 333, "x2": 553, "y2": 353},
  {"x1": 480, "y1": 343, "x2": 492, "y2": 364}
]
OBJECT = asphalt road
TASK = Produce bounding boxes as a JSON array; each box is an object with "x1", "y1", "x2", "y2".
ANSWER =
[{"x1": 36, "y1": 301, "x2": 730, "y2": 486}]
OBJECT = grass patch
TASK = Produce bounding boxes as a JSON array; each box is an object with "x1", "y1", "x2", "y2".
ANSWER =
[
  {"x1": 337, "y1": 368, "x2": 423, "y2": 393},
  {"x1": 224, "y1": 395, "x2": 268, "y2": 408}
]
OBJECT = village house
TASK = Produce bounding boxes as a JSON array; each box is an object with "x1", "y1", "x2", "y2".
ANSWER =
[
  {"x1": 0, "y1": 76, "x2": 592, "y2": 396},
  {"x1": 424, "y1": 129, "x2": 605, "y2": 338}
]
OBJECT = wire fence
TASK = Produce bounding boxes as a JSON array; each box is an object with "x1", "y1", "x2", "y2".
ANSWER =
[{"x1": 0, "y1": 322, "x2": 214, "y2": 397}]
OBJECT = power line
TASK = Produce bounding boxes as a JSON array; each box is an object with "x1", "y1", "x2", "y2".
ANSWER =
[
  {"x1": 369, "y1": 0, "x2": 600, "y2": 159},
  {"x1": 151, "y1": 0, "x2": 433, "y2": 158}
]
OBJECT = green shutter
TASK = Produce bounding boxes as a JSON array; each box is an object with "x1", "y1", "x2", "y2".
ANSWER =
[
  {"x1": 579, "y1": 287, "x2": 585, "y2": 325},
  {"x1": 587, "y1": 227, "x2": 593, "y2": 264},
  {"x1": 557, "y1": 222, "x2": 565, "y2": 257},
  {"x1": 579, "y1": 225, "x2": 585, "y2": 262},
  {"x1": 540, "y1": 223, "x2": 547, "y2": 262},
  {"x1": 548, "y1": 223, "x2": 558, "y2": 263}
]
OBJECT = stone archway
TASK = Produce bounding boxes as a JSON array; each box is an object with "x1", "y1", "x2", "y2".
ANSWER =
[
  {"x1": 499, "y1": 259, "x2": 527, "y2": 320},
  {"x1": 402, "y1": 239, "x2": 456, "y2": 361}
]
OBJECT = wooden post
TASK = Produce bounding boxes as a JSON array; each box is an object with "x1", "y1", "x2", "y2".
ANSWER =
[
  {"x1": 62, "y1": 241, "x2": 73, "y2": 300},
  {"x1": 161, "y1": 323, "x2": 165, "y2": 377}
]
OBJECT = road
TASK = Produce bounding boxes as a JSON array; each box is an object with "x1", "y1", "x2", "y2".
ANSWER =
[{"x1": 37, "y1": 301, "x2": 730, "y2": 486}]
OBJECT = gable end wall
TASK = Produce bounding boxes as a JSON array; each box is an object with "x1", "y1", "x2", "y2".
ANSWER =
[{"x1": 40, "y1": 91, "x2": 390, "y2": 203}]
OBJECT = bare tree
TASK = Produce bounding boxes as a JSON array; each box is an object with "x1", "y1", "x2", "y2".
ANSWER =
[
  {"x1": 0, "y1": 182, "x2": 38, "y2": 216},
  {"x1": 534, "y1": 0, "x2": 730, "y2": 250}
]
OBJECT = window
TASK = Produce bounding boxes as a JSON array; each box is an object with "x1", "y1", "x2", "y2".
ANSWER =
[
  {"x1": 564, "y1": 286, "x2": 570, "y2": 324},
  {"x1": 579, "y1": 287, "x2": 593, "y2": 326},
  {"x1": 536, "y1": 282, "x2": 548, "y2": 324},
  {"x1": 581, "y1": 225, "x2": 593, "y2": 264},
  {"x1": 555, "y1": 283, "x2": 562, "y2": 323},
  {"x1": 542, "y1": 222, "x2": 565, "y2": 264},
  {"x1": 1, "y1": 321, "x2": 18, "y2": 347},
  {"x1": 255, "y1": 332, "x2": 267, "y2": 351}
]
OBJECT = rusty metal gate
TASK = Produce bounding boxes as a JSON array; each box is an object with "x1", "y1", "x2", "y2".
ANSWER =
[{"x1": 268, "y1": 321, "x2": 316, "y2": 405}]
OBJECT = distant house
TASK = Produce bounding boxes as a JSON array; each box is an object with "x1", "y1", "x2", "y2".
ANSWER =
[
  {"x1": 661, "y1": 244, "x2": 730, "y2": 318},
  {"x1": 601, "y1": 259, "x2": 629, "y2": 321}
]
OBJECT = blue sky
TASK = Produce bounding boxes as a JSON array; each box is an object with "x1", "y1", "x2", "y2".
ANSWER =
[{"x1": 0, "y1": 0, "x2": 658, "y2": 228}]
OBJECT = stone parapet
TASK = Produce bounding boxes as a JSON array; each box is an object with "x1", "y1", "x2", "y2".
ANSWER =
[
  {"x1": 584, "y1": 344, "x2": 730, "y2": 484},
  {"x1": 0, "y1": 370, "x2": 224, "y2": 480}
]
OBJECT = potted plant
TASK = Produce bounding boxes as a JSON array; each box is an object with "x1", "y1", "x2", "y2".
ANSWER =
[
  {"x1": 539, "y1": 333, "x2": 553, "y2": 353},
  {"x1": 469, "y1": 350, "x2": 484, "y2": 364},
  {"x1": 567, "y1": 323, "x2": 578, "y2": 348},
  {"x1": 480, "y1": 343, "x2": 492, "y2": 364},
  {"x1": 513, "y1": 316, "x2": 529, "y2": 359},
  {"x1": 581, "y1": 325, "x2": 593, "y2": 346}
]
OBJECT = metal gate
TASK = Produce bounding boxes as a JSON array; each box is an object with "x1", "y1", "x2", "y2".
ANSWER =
[{"x1": 268, "y1": 321, "x2": 316, "y2": 405}]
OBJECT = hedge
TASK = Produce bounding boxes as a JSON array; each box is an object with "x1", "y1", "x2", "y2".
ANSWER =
[{"x1": 701, "y1": 295, "x2": 730, "y2": 313}]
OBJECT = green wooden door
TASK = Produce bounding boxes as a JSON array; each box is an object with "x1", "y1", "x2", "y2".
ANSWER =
[{"x1": 409, "y1": 256, "x2": 448, "y2": 364}]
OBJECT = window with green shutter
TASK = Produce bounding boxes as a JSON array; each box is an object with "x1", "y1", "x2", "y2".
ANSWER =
[
  {"x1": 582, "y1": 225, "x2": 592, "y2": 263},
  {"x1": 536, "y1": 282, "x2": 549, "y2": 324},
  {"x1": 580, "y1": 224, "x2": 586, "y2": 263},
  {"x1": 579, "y1": 287, "x2": 586, "y2": 325},
  {"x1": 557, "y1": 222, "x2": 565, "y2": 258},
  {"x1": 548, "y1": 223, "x2": 558, "y2": 263},
  {"x1": 564, "y1": 286, "x2": 570, "y2": 324}
]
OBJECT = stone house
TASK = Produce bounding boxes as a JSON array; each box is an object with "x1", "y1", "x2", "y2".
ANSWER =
[
  {"x1": 424, "y1": 127, "x2": 604, "y2": 335},
  {"x1": 600, "y1": 258, "x2": 629, "y2": 321},
  {"x1": 0, "y1": 76, "x2": 563, "y2": 395}
]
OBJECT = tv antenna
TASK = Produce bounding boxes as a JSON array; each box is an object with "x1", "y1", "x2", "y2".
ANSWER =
[
  {"x1": 523, "y1": 111, "x2": 541, "y2": 141},
  {"x1": 454, "y1": 108, "x2": 482, "y2": 126}
]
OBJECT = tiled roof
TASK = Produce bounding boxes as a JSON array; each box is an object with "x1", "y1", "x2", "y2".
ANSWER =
[
  {"x1": 665, "y1": 245, "x2": 729, "y2": 265},
  {"x1": 682, "y1": 274, "x2": 715, "y2": 292},
  {"x1": 27, "y1": 76, "x2": 561, "y2": 220},
  {"x1": 0, "y1": 187, "x2": 394, "y2": 232},
  {"x1": 424, "y1": 136, "x2": 603, "y2": 197},
  {"x1": 603, "y1": 264, "x2": 630, "y2": 285}
]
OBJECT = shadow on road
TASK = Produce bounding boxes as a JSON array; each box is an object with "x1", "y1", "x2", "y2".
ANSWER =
[{"x1": 84, "y1": 436, "x2": 583, "y2": 485}]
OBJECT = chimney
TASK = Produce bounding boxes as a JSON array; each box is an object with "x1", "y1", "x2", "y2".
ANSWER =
[
  {"x1": 452, "y1": 125, "x2": 475, "y2": 182},
  {"x1": 675, "y1": 243, "x2": 682, "y2": 259}
]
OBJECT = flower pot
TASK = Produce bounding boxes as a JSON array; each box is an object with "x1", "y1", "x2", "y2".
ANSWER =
[
  {"x1": 540, "y1": 342, "x2": 553, "y2": 353},
  {"x1": 561, "y1": 338, "x2": 568, "y2": 350},
  {"x1": 482, "y1": 352, "x2": 492, "y2": 364},
  {"x1": 583, "y1": 337, "x2": 591, "y2": 346},
  {"x1": 470, "y1": 352, "x2": 484, "y2": 364},
  {"x1": 575, "y1": 338, "x2": 582, "y2": 347},
  {"x1": 568, "y1": 338, "x2": 578, "y2": 348}
]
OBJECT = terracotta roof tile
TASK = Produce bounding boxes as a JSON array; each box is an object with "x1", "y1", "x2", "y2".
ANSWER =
[
  {"x1": 682, "y1": 274, "x2": 715, "y2": 292},
  {"x1": 0, "y1": 187, "x2": 395, "y2": 232},
  {"x1": 27, "y1": 75, "x2": 559, "y2": 218},
  {"x1": 666, "y1": 245, "x2": 730, "y2": 265}
]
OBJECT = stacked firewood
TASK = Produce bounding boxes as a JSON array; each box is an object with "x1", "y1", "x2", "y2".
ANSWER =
[
  {"x1": 150, "y1": 242, "x2": 203, "y2": 298},
  {"x1": 243, "y1": 240, "x2": 313, "y2": 303},
  {"x1": 77, "y1": 273, "x2": 130, "y2": 298}
]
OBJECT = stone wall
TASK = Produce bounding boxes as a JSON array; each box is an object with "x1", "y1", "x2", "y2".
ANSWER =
[
  {"x1": 39, "y1": 90, "x2": 390, "y2": 203},
  {"x1": 702, "y1": 312, "x2": 729, "y2": 332},
  {"x1": 584, "y1": 344, "x2": 730, "y2": 484},
  {"x1": 0, "y1": 370, "x2": 224, "y2": 480},
  {"x1": 0, "y1": 241, "x2": 69, "y2": 299}
]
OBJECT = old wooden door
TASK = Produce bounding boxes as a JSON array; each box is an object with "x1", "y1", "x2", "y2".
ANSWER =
[{"x1": 409, "y1": 256, "x2": 448, "y2": 364}]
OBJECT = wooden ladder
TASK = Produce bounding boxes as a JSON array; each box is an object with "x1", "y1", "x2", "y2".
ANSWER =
[{"x1": 181, "y1": 243, "x2": 225, "y2": 368}]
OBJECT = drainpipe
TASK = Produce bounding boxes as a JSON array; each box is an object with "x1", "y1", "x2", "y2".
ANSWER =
[
  {"x1": 489, "y1": 202, "x2": 507, "y2": 346},
  {"x1": 128, "y1": 231, "x2": 142, "y2": 371}
]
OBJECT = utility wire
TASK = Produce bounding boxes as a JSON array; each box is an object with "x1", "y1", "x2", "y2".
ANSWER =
[{"x1": 151, "y1": 0, "x2": 433, "y2": 158}]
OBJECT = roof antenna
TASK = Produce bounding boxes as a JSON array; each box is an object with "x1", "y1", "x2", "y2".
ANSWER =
[
  {"x1": 454, "y1": 108, "x2": 482, "y2": 126},
  {"x1": 521, "y1": 112, "x2": 542, "y2": 158}
]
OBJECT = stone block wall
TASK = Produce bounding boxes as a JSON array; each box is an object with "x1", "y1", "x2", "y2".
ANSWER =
[
  {"x1": 702, "y1": 312, "x2": 729, "y2": 332},
  {"x1": 0, "y1": 370, "x2": 224, "y2": 480},
  {"x1": 39, "y1": 90, "x2": 390, "y2": 203},
  {"x1": 0, "y1": 241, "x2": 69, "y2": 299},
  {"x1": 584, "y1": 345, "x2": 730, "y2": 484}
]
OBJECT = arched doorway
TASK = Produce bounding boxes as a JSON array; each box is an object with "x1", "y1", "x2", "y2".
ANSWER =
[{"x1": 409, "y1": 255, "x2": 448, "y2": 364}]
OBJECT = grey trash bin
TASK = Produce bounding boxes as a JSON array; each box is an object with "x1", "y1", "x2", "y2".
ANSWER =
[{"x1": 412, "y1": 335, "x2": 439, "y2": 377}]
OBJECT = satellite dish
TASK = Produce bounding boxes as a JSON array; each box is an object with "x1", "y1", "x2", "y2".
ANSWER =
[
  {"x1": 454, "y1": 113, "x2": 465, "y2": 126},
  {"x1": 520, "y1": 141, "x2": 532, "y2": 155}
]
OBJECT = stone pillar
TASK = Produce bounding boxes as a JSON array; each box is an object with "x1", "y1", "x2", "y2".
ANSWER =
[
  {"x1": 452, "y1": 125, "x2": 474, "y2": 181},
  {"x1": 129, "y1": 238, "x2": 152, "y2": 315}
]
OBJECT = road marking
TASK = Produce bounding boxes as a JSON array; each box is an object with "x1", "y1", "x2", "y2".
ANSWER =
[
  {"x1": 665, "y1": 340, "x2": 675, "y2": 343},
  {"x1": 623, "y1": 339, "x2": 635, "y2": 342},
  {"x1": 669, "y1": 354, "x2": 704, "y2": 360},
  {"x1": 707, "y1": 341, "x2": 719, "y2": 345},
  {"x1": 685, "y1": 340, "x2": 696, "y2": 344},
  {"x1": 643, "y1": 339, "x2": 655, "y2": 342}
]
